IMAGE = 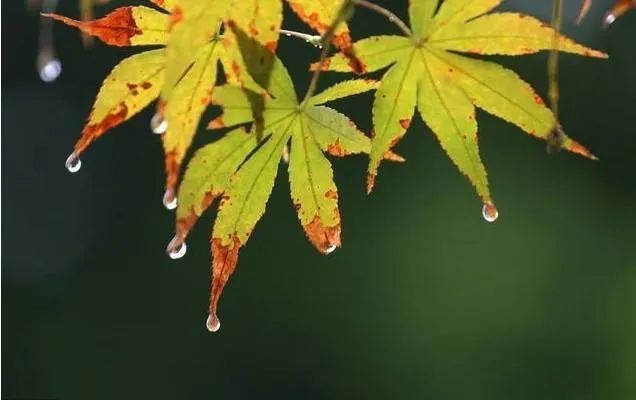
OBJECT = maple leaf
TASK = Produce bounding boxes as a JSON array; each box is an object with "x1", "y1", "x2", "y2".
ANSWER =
[
  {"x1": 173, "y1": 47, "x2": 379, "y2": 331},
  {"x1": 47, "y1": 1, "x2": 286, "y2": 200},
  {"x1": 315, "y1": 0, "x2": 607, "y2": 207},
  {"x1": 45, "y1": 3, "x2": 170, "y2": 163}
]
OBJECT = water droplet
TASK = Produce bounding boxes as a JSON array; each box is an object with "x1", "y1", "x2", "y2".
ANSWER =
[
  {"x1": 151, "y1": 113, "x2": 168, "y2": 134},
  {"x1": 482, "y1": 202, "x2": 499, "y2": 223},
  {"x1": 324, "y1": 244, "x2": 337, "y2": 254},
  {"x1": 65, "y1": 152, "x2": 81, "y2": 173},
  {"x1": 163, "y1": 189, "x2": 177, "y2": 210},
  {"x1": 604, "y1": 13, "x2": 617, "y2": 26},
  {"x1": 206, "y1": 313, "x2": 221, "y2": 332},
  {"x1": 166, "y1": 235, "x2": 187, "y2": 259},
  {"x1": 39, "y1": 58, "x2": 62, "y2": 83}
]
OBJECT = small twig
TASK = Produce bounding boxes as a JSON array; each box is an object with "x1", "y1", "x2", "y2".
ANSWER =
[
  {"x1": 300, "y1": 37, "x2": 334, "y2": 107},
  {"x1": 353, "y1": 0, "x2": 414, "y2": 38},
  {"x1": 548, "y1": 0, "x2": 563, "y2": 117},
  {"x1": 546, "y1": 0, "x2": 565, "y2": 153},
  {"x1": 280, "y1": 29, "x2": 323, "y2": 47}
]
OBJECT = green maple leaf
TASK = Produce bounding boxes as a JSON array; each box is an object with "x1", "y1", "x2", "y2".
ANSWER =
[
  {"x1": 316, "y1": 0, "x2": 607, "y2": 209},
  {"x1": 174, "y1": 48, "x2": 379, "y2": 331}
]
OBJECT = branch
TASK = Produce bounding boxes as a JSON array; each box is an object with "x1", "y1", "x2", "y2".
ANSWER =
[
  {"x1": 548, "y1": 0, "x2": 563, "y2": 117},
  {"x1": 280, "y1": 29, "x2": 323, "y2": 48}
]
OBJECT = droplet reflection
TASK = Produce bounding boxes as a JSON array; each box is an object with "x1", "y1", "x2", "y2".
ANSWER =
[
  {"x1": 163, "y1": 189, "x2": 177, "y2": 210},
  {"x1": 151, "y1": 113, "x2": 168, "y2": 134},
  {"x1": 206, "y1": 313, "x2": 221, "y2": 332},
  {"x1": 324, "y1": 244, "x2": 337, "y2": 254},
  {"x1": 482, "y1": 202, "x2": 499, "y2": 223},
  {"x1": 38, "y1": 58, "x2": 62, "y2": 82},
  {"x1": 65, "y1": 152, "x2": 81, "y2": 173},
  {"x1": 166, "y1": 236, "x2": 187, "y2": 260}
]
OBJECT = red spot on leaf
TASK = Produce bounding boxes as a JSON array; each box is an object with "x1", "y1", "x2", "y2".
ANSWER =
[
  {"x1": 399, "y1": 118, "x2": 411, "y2": 130},
  {"x1": 327, "y1": 140, "x2": 348, "y2": 157},
  {"x1": 533, "y1": 94, "x2": 545, "y2": 105},
  {"x1": 169, "y1": 6, "x2": 183, "y2": 30},
  {"x1": 44, "y1": 7, "x2": 142, "y2": 46},
  {"x1": 324, "y1": 189, "x2": 338, "y2": 200},
  {"x1": 264, "y1": 40, "x2": 277, "y2": 53}
]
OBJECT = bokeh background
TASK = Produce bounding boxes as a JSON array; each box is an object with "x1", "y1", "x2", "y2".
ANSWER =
[{"x1": 3, "y1": 1, "x2": 635, "y2": 399}]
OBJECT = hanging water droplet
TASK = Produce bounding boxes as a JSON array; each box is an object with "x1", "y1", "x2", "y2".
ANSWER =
[
  {"x1": 324, "y1": 244, "x2": 337, "y2": 254},
  {"x1": 65, "y1": 152, "x2": 81, "y2": 173},
  {"x1": 163, "y1": 189, "x2": 177, "y2": 210},
  {"x1": 604, "y1": 12, "x2": 617, "y2": 26},
  {"x1": 206, "y1": 313, "x2": 221, "y2": 332},
  {"x1": 482, "y1": 202, "x2": 499, "y2": 223},
  {"x1": 38, "y1": 57, "x2": 62, "y2": 83},
  {"x1": 166, "y1": 235, "x2": 187, "y2": 259},
  {"x1": 150, "y1": 113, "x2": 168, "y2": 134}
]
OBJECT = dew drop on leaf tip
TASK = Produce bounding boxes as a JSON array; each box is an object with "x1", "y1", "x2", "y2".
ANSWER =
[
  {"x1": 150, "y1": 113, "x2": 168, "y2": 134},
  {"x1": 163, "y1": 189, "x2": 177, "y2": 210},
  {"x1": 324, "y1": 244, "x2": 337, "y2": 254},
  {"x1": 166, "y1": 236, "x2": 187, "y2": 260},
  {"x1": 206, "y1": 313, "x2": 221, "y2": 333},
  {"x1": 482, "y1": 202, "x2": 499, "y2": 223},
  {"x1": 65, "y1": 152, "x2": 81, "y2": 173}
]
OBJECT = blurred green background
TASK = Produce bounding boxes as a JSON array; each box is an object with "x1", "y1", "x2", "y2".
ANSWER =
[{"x1": 2, "y1": 1, "x2": 635, "y2": 399}]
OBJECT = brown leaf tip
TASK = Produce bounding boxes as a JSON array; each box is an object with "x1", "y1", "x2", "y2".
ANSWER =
[
  {"x1": 366, "y1": 173, "x2": 376, "y2": 195},
  {"x1": 210, "y1": 236, "x2": 242, "y2": 321},
  {"x1": 383, "y1": 150, "x2": 405, "y2": 163},
  {"x1": 303, "y1": 216, "x2": 341, "y2": 255}
]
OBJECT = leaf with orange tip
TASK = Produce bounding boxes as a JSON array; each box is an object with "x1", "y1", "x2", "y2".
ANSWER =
[
  {"x1": 71, "y1": 49, "x2": 165, "y2": 156},
  {"x1": 183, "y1": 44, "x2": 379, "y2": 328},
  {"x1": 43, "y1": 6, "x2": 169, "y2": 46},
  {"x1": 319, "y1": 0, "x2": 605, "y2": 201}
]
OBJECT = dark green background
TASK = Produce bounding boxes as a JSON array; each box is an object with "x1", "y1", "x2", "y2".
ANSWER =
[{"x1": 3, "y1": 1, "x2": 635, "y2": 399}]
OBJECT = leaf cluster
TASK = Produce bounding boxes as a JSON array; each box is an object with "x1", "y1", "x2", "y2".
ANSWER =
[{"x1": 48, "y1": 0, "x2": 606, "y2": 331}]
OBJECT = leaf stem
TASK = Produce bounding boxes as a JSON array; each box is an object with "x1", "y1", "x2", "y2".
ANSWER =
[
  {"x1": 300, "y1": 1, "x2": 355, "y2": 107},
  {"x1": 353, "y1": 0, "x2": 414, "y2": 38},
  {"x1": 279, "y1": 29, "x2": 323, "y2": 48}
]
